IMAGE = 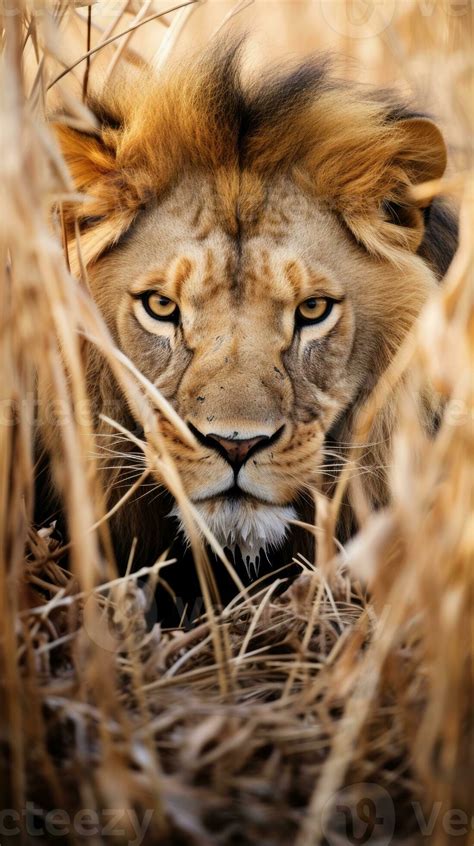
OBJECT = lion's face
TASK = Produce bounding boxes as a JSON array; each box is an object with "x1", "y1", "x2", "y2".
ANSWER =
[
  {"x1": 90, "y1": 172, "x2": 435, "y2": 563},
  {"x1": 54, "y1": 47, "x2": 452, "y2": 566}
]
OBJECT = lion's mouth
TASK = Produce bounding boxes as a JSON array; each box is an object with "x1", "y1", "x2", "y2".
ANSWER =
[
  {"x1": 219, "y1": 484, "x2": 246, "y2": 499},
  {"x1": 202, "y1": 484, "x2": 291, "y2": 510}
]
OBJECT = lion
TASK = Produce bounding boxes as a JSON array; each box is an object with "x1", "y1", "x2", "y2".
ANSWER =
[{"x1": 42, "y1": 42, "x2": 458, "y2": 607}]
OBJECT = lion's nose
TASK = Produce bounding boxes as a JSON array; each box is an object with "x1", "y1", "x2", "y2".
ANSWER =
[
  {"x1": 188, "y1": 423, "x2": 285, "y2": 471},
  {"x1": 207, "y1": 434, "x2": 269, "y2": 468}
]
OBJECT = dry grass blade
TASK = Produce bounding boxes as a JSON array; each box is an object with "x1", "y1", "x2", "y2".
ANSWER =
[
  {"x1": 152, "y1": 0, "x2": 201, "y2": 72},
  {"x1": 81, "y1": 2, "x2": 92, "y2": 99},
  {"x1": 47, "y1": 0, "x2": 199, "y2": 90},
  {"x1": 105, "y1": 0, "x2": 153, "y2": 81}
]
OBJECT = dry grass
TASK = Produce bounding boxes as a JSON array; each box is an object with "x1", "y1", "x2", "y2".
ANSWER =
[{"x1": 0, "y1": 2, "x2": 472, "y2": 844}]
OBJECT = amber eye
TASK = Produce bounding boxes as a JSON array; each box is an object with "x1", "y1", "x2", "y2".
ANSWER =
[
  {"x1": 140, "y1": 292, "x2": 179, "y2": 322},
  {"x1": 296, "y1": 297, "x2": 335, "y2": 326}
]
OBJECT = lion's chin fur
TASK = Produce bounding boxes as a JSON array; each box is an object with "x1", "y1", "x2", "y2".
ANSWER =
[{"x1": 170, "y1": 499, "x2": 296, "y2": 578}]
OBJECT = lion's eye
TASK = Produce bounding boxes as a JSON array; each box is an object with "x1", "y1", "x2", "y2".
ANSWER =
[
  {"x1": 296, "y1": 297, "x2": 334, "y2": 326},
  {"x1": 140, "y1": 292, "x2": 179, "y2": 322}
]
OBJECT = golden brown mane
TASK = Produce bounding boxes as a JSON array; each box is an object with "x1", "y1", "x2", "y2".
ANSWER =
[{"x1": 55, "y1": 40, "x2": 454, "y2": 270}]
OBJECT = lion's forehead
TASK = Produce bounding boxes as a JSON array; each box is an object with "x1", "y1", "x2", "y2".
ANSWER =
[
  {"x1": 178, "y1": 242, "x2": 309, "y2": 309},
  {"x1": 123, "y1": 174, "x2": 351, "y2": 311}
]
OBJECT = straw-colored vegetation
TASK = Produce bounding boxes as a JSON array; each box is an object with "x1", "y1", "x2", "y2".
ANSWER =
[{"x1": 0, "y1": 2, "x2": 472, "y2": 844}]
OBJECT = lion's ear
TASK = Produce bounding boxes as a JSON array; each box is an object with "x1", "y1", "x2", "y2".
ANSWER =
[
  {"x1": 53, "y1": 119, "x2": 136, "y2": 267},
  {"x1": 55, "y1": 122, "x2": 111, "y2": 182},
  {"x1": 395, "y1": 117, "x2": 447, "y2": 197},
  {"x1": 343, "y1": 116, "x2": 448, "y2": 259}
]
